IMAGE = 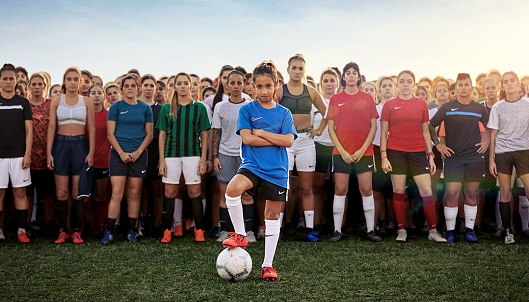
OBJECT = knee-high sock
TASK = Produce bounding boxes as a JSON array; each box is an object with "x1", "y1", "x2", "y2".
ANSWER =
[
  {"x1": 16, "y1": 209, "x2": 28, "y2": 233},
  {"x1": 362, "y1": 195, "x2": 375, "y2": 232},
  {"x1": 518, "y1": 195, "x2": 529, "y2": 231},
  {"x1": 304, "y1": 210, "x2": 314, "y2": 230},
  {"x1": 162, "y1": 197, "x2": 175, "y2": 230},
  {"x1": 499, "y1": 202, "x2": 511, "y2": 231},
  {"x1": 219, "y1": 207, "x2": 233, "y2": 232},
  {"x1": 191, "y1": 197, "x2": 204, "y2": 230},
  {"x1": 72, "y1": 199, "x2": 84, "y2": 232},
  {"x1": 333, "y1": 195, "x2": 346, "y2": 232},
  {"x1": 464, "y1": 204, "x2": 477, "y2": 230},
  {"x1": 202, "y1": 198, "x2": 206, "y2": 215},
  {"x1": 392, "y1": 193, "x2": 406, "y2": 230},
  {"x1": 226, "y1": 194, "x2": 245, "y2": 235},
  {"x1": 243, "y1": 204, "x2": 255, "y2": 232},
  {"x1": 262, "y1": 218, "x2": 280, "y2": 268},
  {"x1": 495, "y1": 192, "x2": 502, "y2": 228},
  {"x1": 55, "y1": 199, "x2": 68, "y2": 231},
  {"x1": 444, "y1": 206, "x2": 458, "y2": 231},
  {"x1": 422, "y1": 195, "x2": 437, "y2": 230},
  {"x1": 173, "y1": 198, "x2": 183, "y2": 228},
  {"x1": 128, "y1": 217, "x2": 137, "y2": 231}
]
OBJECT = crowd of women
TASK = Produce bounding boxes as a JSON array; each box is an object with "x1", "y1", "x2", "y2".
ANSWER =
[{"x1": 1, "y1": 56, "x2": 529, "y2": 252}]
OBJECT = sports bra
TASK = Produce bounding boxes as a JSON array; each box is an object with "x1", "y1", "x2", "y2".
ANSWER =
[
  {"x1": 57, "y1": 95, "x2": 87, "y2": 126},
  {"x1": 280, "y1": 84, "x2": 312, "y2": 115}
]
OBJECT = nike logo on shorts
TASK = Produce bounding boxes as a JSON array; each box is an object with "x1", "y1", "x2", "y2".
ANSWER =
[
  {"x1": 368, "y1": 165, "x2": 373, "y2": 168},
  {"x1": 23, "y1": 178, "x2": 29, "y2": 182},
  {"x1": 141, "y1": 170, "x2": 146, "y2": 174},
  {"x1": 278, "y1": 191, "x2": 285, "y2": 195},
  {"x1": 120, "y1": 111, "x2": 129, "y2": 114},
  {"x1": 251, "y1": 117, "x2": 263, "y2": 121},
  {"x1": 103, "y1": 170, "x2": 109, "y2": 174},
  {"x1": 309, "y1": 165, "x2": 315, "y2": 168},
  {"x1": 425, "y1": 167, "x2": 430, "y2": 170}
]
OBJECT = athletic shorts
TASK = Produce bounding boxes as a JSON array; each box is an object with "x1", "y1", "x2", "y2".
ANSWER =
[
  {"x1": 387, "y1": 149, "x2": 430, "y2": 176},
  {"x1": 0, "y1": 157, "x2": 31, "y2": 188},
  {"x1": 495, "y1": 150, "x2": 529, "y2": 176},
  {"x1": 26, "y1": 170, "x2": 54, "y2": 196},
  {"x1": 238, "y1": 168, "x2": 287, "y2": 201},
  {"x1": 332, "y1": 154, "x2": 374, "y2": 175},
  {"x1": 215, "y1": 153, "x2": 242, "y2": 184},
  {"x1": 52, "y1": 134, "x2": 88, "y2": 176},
  {"x1": 373, "y1": 145, "x2": 393, "y2": 194},
  {"x1": 444, "y1": 156, "x2": 486, "y2": 183},
  {"x1": 146, "y1": 141, "x2": 161, "y2": 180},
  {"x1": 432, "y1": 147, "x2": 443, "y2": 170},
  {"x1": 109, "y1": 148, "x2": 148, "y2": 178},
  {"x1": 162, "y1": 157, "x2": 201, "y2": 185},
  {"x1": 94, "y1": 168, "x2": 110, "y2": 180},
  {"x1": 287, "y1": 132, "x2": 316, "y2": 172},
  {"x1": 315, "y1": 142, "x2": 333, "y2": 174},
  {"x1": 480, "y1": 151, "x2": 496, "y2": 189}
]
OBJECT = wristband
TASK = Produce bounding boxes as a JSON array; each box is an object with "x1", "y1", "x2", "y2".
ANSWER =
[
  {"x1": 427, "y1": 152, "x2": 435, "y2": 158},
  {"x1": 212, "y1": 154, "x2": 218, "y2": 159}
]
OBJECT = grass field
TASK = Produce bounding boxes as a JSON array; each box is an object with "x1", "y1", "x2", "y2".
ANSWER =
[{"x1": 1, "y1": 231, "x2": 529, "y2": 302}]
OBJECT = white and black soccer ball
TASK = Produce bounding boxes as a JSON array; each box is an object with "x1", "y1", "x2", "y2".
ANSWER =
[{"x1": 216, "y1": 247, "x2": 252, "y2": 282}]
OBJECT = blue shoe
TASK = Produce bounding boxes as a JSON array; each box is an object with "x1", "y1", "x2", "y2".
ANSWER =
[
  {"x1": 127, "y1": 230, "x2": 138, "y2": 242},
  {"x1": 210, "y1": 226, "x2": 220, "y2": 238},
  {"x1": 465, "y1": 231, "x2": 479, "y2": 243},
  {"x1": 100, "y1": 231, "x2": 113, "y2": 244},
  {"x1": 306, "y1": 230, "x2": 320, "y2": 242},
  {"x1": 445, "y1": 231, "x2": 456, "y2": 243}
]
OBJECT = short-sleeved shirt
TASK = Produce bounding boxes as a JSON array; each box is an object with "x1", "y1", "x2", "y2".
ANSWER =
[
  {"x1": 312, "y1": 96, "x2": 332, "y2": 146},
  {"x1": 237, "y1": 101, "x2": 297, "y2": 188},
  {"x1": 430, "y1": 100, "x2": 489, "y2": 159},
  {"x1": 30, "y1": 100, "x2": 51, "y2": 170},
  {"x1": 487, "y1": 98, "x2": 529, "y2": 154},
  {"x1": 212, "y1": 99, "x2": 250, "y2": 156},
  {"x1": 326, "y1": 90, "x2": 378, "y2": 156},
  {"x1": 93, "y1": 109, "x2": 110, "y2": 168},
  {"x1": 0, "y1": 94, "x2": 32, "y2": 158},
  {"x1": 156, "y1": 101, "x2": 211, "y2": 158},
  {"x1": 380, "y1": 97, "x2": 429, "y2": 152},
  {"x1": 107, "y1": 100, "x2": 153, "y2": 153},
  {"x1": 151, "y1": 102, "x2": 162, "y2": 139}
]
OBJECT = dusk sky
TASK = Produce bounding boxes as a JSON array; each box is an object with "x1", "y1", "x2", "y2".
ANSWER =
[{"x1": 4, "y1": 0, "x2": 529, "y2": 86}]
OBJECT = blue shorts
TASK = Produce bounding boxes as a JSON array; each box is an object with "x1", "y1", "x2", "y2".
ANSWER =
[
  {"x1": 52, "y1": 134, "x2": 88, "y2": 176},
  {"x1": 109, "y1": 148, "x2": 148, "y2": 178}
]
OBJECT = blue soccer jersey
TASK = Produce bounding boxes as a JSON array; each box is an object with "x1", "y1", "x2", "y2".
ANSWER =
[
  {"x1": 107, "y1": 100, "x2": 153, "y2": 152},
  {"x1": 237, "y1": 101, "x2": 297, "y2": 188}
]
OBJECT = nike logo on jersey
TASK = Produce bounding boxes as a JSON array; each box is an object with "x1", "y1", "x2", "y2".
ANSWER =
[
  {"x1": 141, "y1": 170, "x2": 146, "y2": 174},
  {"x1": 450, "y1": 108, "x2": 458, "y2": 111},
  {"x1": 278, "y1": 191, "x2": 285, "y2": 195},
  {"x1": 368, "y1": 164, "x2": 374, "y2": 168},
  {"x1": 394, "y1": 106, "x2": 401, "y2": 110},
  {"x1": 251, "y1": 117, "x2": 263, "y2": 121},
  {"x1": 23, "y1": 178, "x2": 29, "y2": 182},
  {"x1": 338, "y1": 103, "x2": 345, "y2": 107},
  {"x1": 224, "y1": 111, "x2": 229, "y2": 115},
  {"x1": 120, "y1": 111, "x2": 128, "y2": 114}
]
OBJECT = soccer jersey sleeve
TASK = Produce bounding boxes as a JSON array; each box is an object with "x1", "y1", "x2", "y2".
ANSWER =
[
  {"x1": 281, "y1": 109, "x2": 297, "y2": 139},
  {"x1": 380, "y1": 101, "x2": 391, "y2": 122},
  {"x1": 107, "y1": 102, "x2": 119, "y2": 122},
  {"x1": 487, "y1": 103, "x2": 500, "y2": 130},
  {"x1": 156, "y1": 104, "x2": 170, "y2": 132},
  {"x1": 429, "y1": 104, "x2": 446, "y2": 128},
  {"x1": 197, "y1": 103, "x2": 211, "y2": 132},
  {"x1": 368, "y1": 96, "x2": 379, "y2": 119},
  {"x1": 478, "y1": 105, "x2": 489, "y2": 125},
  {"x1": 145, "y1": 104, "x2": 154, "y2": 123},
  {"x1": 421, "y1": 101, "x2": 429, "y2": 123},
  {"x1": 325, "y1": 96, "x2": 336, "y2": 121},
  {"x1": 22, "y1": 99, "x2": 33, "y2": 121},
  {"x1": 236, "y1": 104, "x2": 251, "y2": 135},
  {"x1": 212, "y1": 103, "x2": 222, "y2": 129}
]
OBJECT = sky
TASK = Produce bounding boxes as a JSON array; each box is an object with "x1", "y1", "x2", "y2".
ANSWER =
[{"x1": 3, "y1": 0, "x2": 529, "y2": 86}]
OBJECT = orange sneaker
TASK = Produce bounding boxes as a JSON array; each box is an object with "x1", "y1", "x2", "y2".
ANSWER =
[
  {"x1": 194, "y1": 228, "x2": 205, "y2": 242},
  {"x1": 161, "y1": 229, "x2": 172, "y2": 243},
  {"x1": 18, "y1": 231, "x2": 30, "y2": 244},
  {"x1": 71, "y1": 232, "x2": 84, "y2": 244},
  {"x1": 222, "y1": 232, "x2": 248, "y2": 249},
  {"x1": 173, "y1": 225, "x2": 183, "y2": 237},
  {"x1": 54, "y1": 230, "x2": 70, "y2": 244},
  {"x1": 185, "y1": 219, "x2": 193, "y2": 231},
  {"x1": 260, "y1": 266, "x2": 278, "y2": 281}
]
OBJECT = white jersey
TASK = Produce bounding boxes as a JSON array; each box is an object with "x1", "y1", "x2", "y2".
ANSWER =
[
  {"x1": 488, "y1": 97, "x2": 529, "y2": 153},
  {"x1": 312, "y1": 96, "x2": 332, "y2": 146}
]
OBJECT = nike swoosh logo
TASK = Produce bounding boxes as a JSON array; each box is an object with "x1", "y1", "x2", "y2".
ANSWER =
[
  {"x1": 338, "y1": 103, "x2": 345, "y2": 107},
  {"x1": 141, "y1": 170, "x2": 146, "y2": 173},
  {"x1": 309, "y1": 165, "x2": 315, "y2": 168},
  {"x1": 120, "y1": 111, "x2": 128, "y2": 114},
  {"x1": 368, "y1": 165, "x2": 373, "y2": 168},
  {"x1": 451, "y1": 108, "x2": 458, "y2": 111},
  {"x1": 425, "y1": 167, "x2": 429, "y2": 170},
  {"x1": 103, "y1": 170, "x2": 109, "y2": 174},
  {"x1": 265, "y1": 234, "x2": 274, "y2": 237},
  {"x1": 251, "y1": 117, "x2": 263, "y2": 121},
  {"x1": 278, "y1": 191, "x2": 285, "y2": 195},
  {"x1": 23, "y1": 178, "x2": 30, "y2": 182},
  {"x1": 482, "y1": 174, "x2": 486, "y2": 177},
  {"x1": 394, "y1": 107, "x2": 401, "y2": 110}
]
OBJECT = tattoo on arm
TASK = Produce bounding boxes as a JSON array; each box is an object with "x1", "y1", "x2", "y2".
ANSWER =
[{"x1": 212, "y1": 129, "x2": 221, "y2": 155}]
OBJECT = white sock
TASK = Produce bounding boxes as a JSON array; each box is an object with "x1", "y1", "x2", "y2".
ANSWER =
[
  {"x1": 304, "y1": 210, "x2": 314, "y2": 229},
  {"x1": 362, "y1": 195, "x2": 375, "y2": 232},
  {"x1": 262, "y1": 219, "x2": 280, "y2": 268},
  {"x1": 464, "y1": 204, "x2": 477, "y2": 230},
  {"x1": 226, "y1": 194, "x2": 245, "y2": 236},
  {"x1": 18, "y1": 228, "x2": 25, "y2": 235},
  {"x1": 202, "y1": 198, "x2": 207, "y2": 215},
  {"x1": 333, "y1": 195, "x2": 346, "y2": 233},
  {"x1": 173, "y1": 198, "x2": 183, "y2": 228},
  {"x1": 279, "y1": 212, "x2": 284, "y2": 227},
  {"x1": 444, "y1": 206, "x2": 458, "y2": 231},
  {"x1": 519, "y1": 195, "x2": 529, "y2": 231},
  {"x1": 495, "y1": 192, "x2": 502, "y2": 228}
]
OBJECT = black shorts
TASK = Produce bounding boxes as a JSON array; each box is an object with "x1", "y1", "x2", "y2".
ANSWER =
[
  {"x1": 146, "y1": 141, "x2": 161, "y2": 179},
  {"x1": 315, "y1": 142, "x2": 333, "y2": 173},
  {"x1": 332, "y1": 154, "x2": 374, "y2": 175},
  {"x1": 26, "y1": 170, "x2": 55, "y2": 197},
  {"x1": 444, "y1": 156, "x2": 486, "y2": 183},
  {"x1": 432, "y1": 147, "x2": 443, "y2": 170},
  {"x1": 495, "y1": 150, "x2": 529, "y2": 176},
  {"x1": 237, "y1": 168, "x2": 287, "y2": 202},
  {"x1": 109, "y1": 148, "x2": 148, "y2": 178},
  {"x1": 373, "y1": 146, "x2": 393, "y2": 194},
  {"x1": 387, "y1": 149, "x2": 430, "y2": 176},
  {"x1": 94, "y1": 168, "x2": 110, "y2": 180},
  {"x1": 52, "y1": 134, "x2": 88, "y2": 176},
  {"x1": 480, "y1": 151, "x2": 497, "y2": 189}
]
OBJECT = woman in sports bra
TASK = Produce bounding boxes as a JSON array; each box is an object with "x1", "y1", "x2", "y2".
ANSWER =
[
  {"x1": 47, "y1": 66, "x2": 95, "y2": 244},
  {"x1": 274, "y1": 53, "x2": 327, "y2": 242}
]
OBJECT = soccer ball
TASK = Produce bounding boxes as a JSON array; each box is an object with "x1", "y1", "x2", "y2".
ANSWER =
[{"x1": 216, "y1": 247, "x2": 252, "y2": 282}]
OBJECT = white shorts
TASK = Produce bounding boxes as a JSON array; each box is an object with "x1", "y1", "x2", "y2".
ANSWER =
[
  {"x1": 0, "y1": 157, "x2": 31, "y2": 188},
  {"x1": 162, "y1": 157, "x2": 201, "y2": 185},
  {"x1": 287, "y1": 133, "x2": 316, "y2": 172}
]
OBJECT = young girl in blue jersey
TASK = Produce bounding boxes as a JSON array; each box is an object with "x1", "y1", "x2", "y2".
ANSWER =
[{"x1": 222, "y1": 61, "x2": 297, "y2": 281}]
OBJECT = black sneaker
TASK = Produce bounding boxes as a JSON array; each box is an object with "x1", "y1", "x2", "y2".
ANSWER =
[
  {"x1": 210, "y1": 226, "x2": 220, "y2": 238},
  {"x1": 330, "y1": 231, "x2": 342, "y2": 242},
  {"x1": 367, "y1": 230, "x2": 382, "y2": 242}
]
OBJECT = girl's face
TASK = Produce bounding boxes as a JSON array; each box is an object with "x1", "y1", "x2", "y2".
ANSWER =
[
  {"x1": 122, "y1": 79, "x2": 137, "y2": 100},
  {"x1": 175, "y1": 75, "x2": 191, "y2": 97},
  {"x1": 203, "y1": 90, "x2": 214, "y2": 100},
  {"x1": 228, "y1": 74, "x2": 244, "y2": 98},
  {"x1": 80, "y1": 74, "x2": 92, "y2": 95},
  {"x1": 200, "y1": 80, "x2": 210, "y2": 90},
  {"x1": 243, "y1": 77, "x2": 254, "y2": 96},
  {"x1": 379, "y1": 79, "x2": 395, "y2": 100},
  {"x1": 190, "y1": 76, "x2": 200, "y2": 98},
  {"x1": 93, "y1": 76, "x2": 103, "y2": 86},
  {"x1": 397, "y1": 73, "x2": 415, "y2": 98},
  {"x1": 287, "y1": 59, "x2": 305, "y2": 82},
  {"x1": 220, "y1": 70, "x2": 231, "y2": 90},
  {"x1": 155, "y1": 83, "x2": 166, "y2": 103},
  {"x1": 106, "y1": 87, "x2": 121, "y2": 104},
  {"x1": 167, "y1": 77, "x2": 175, "y2": 90},
  {"x1": 29, "y1": 77, "x2": 46, "y2": 97},
  {"x1": 435, "y1": 85, "x2": 449, "y2": 102},
  {"x1": 471, "y1": 87, "x2": 480, "y2": 100},
  {"x1": 50, "y1": 85, "x2": 62, "y2": 98},
  {"x1": 64, "y1": 71, "x2": 80, "y2": 94},
  {"x1": 418, "y1": 81, "x2": 431, "y2": 95},
  {"x1": 254, "y1": 75, "x2": 275, "y2": 103},
  {"x1": 416, "y1": 88, "x2": 427, "y2": 100},
  {"x1": 363, "y1": 83, "x2": 376, "y2": 101},
  {"x1": 142, "y1": 79, "x2": 156, "y2": 99},
  {"x1": 343, "y1": 67, "x2": 360, "y2": 88},
  {"x1": 321, "y1": 74, "x2": 338, "y2": 97},
  {"x1": 502, "y1": 73, "x2": 520, "y2": 95},
  {"x1": 483, "y1": 80, "x2": 498, "y2": 100},
  {"x1": 89, "y1": 86, "x2": 105, "y2": 106}
]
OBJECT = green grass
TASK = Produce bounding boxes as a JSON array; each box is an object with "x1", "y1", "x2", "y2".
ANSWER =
[{"x1": 1, "y1": 232, "x2": 529, "y2": 302}]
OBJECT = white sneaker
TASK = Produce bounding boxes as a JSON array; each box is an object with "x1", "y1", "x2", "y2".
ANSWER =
[
  {"x1": 247, "y1": 231, "x2": 257, "y2": 243},
  {"x1": 0, "y1": 228, "x2": 5, "y2": 240},
  {"x1": 428, "y1": 229, "x2": 447, "y2": 243},
  {"x1": 505, "y1": 230, "x2": 515, "y2": 245},
  {"x1": 216, "y1": 231, "x2": 229, "y2": 242},
  {"x1": 396, "y1": 229, "x2": 407, "y2": 242}
]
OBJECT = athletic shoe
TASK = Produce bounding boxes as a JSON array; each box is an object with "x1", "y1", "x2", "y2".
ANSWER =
[
  {"x1": 257, "y1": 226, "x2": 266, "y2": 239},
  {"x1": 366, "y1": 230, "x2": 382, "y2": 242},
  {"x1": 222, "y1": 232, "x2": 248, "y2": 249},
  {"x1": 210, "y1": 226, "x2": 220, "y2": 238},
  {"x1": 160, "y1": 229, "x2": 172, "y2": 243},
  {"x1": 247, "y1": 231, "x2": 257, "y2": 243},
  {"x1": 173, "y1": 225, "x2": 183, "y2": 237},
  {"x1": 395, "y1": 229, "x2": 407, "y2": 242},
  {"x1": 260, "y1": 266, "x2": 278, "y2": 281},
  {"x1": 458, "y1": 219, "x2": 466, "y2": 234},
  {"x1": 127, "y1": 230, "x2": 138, "y2": 243},
  {"x1": 522, "y1": 229, "x2": 529, "y2": 238},
  {"x1": 55, "y1": 230, "x2": 70, "y2": 244},
  {"x1": 505, "y1": 230, "x2": 515, "y2": 245},
  {"x1": 216, "y1": 231, "x2": 229, "y2": 242},
  {"x1": 493, "y1": 227, "x2": 503, "y2": 237},
  {"x1": 445, "y1": 231, "x2": 456, "y2": 243},
  {"x1": 386, "y1": 220, "x2": 396, "y2": 232},
  {"x1": 71, "y1": 232, "x2": 84, "y2": 244},
  {"x1": 18, "y1": 231, "x2": 30, "y2": 244},
  {"x1": 297, "y1": 217, "x2": 305, "y2": 230},
  {"x1": 0, "y1": 228, "x2": 5, "y2": 240},
  {"x1": 330, "y1": 231, "x2": 342, "y2": 242},
  {"x1": 185, "y1": 219, "x2": 193, "y2": 231},
  {"x1": 428, "y1": 230, "x2": 447, "y2": 243},
  {"x1": 194, "y1": 228, "x2": 205, "y2": 242},
  {"x1": 100, "y1": 231, "x2": 113, "y2": 244},
  {"x1": 306, "y1": 230, "x2": 320, "y2": 242},
  {"x1": 464, "y1": 231, "x2": 479, "y2": 243}
]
